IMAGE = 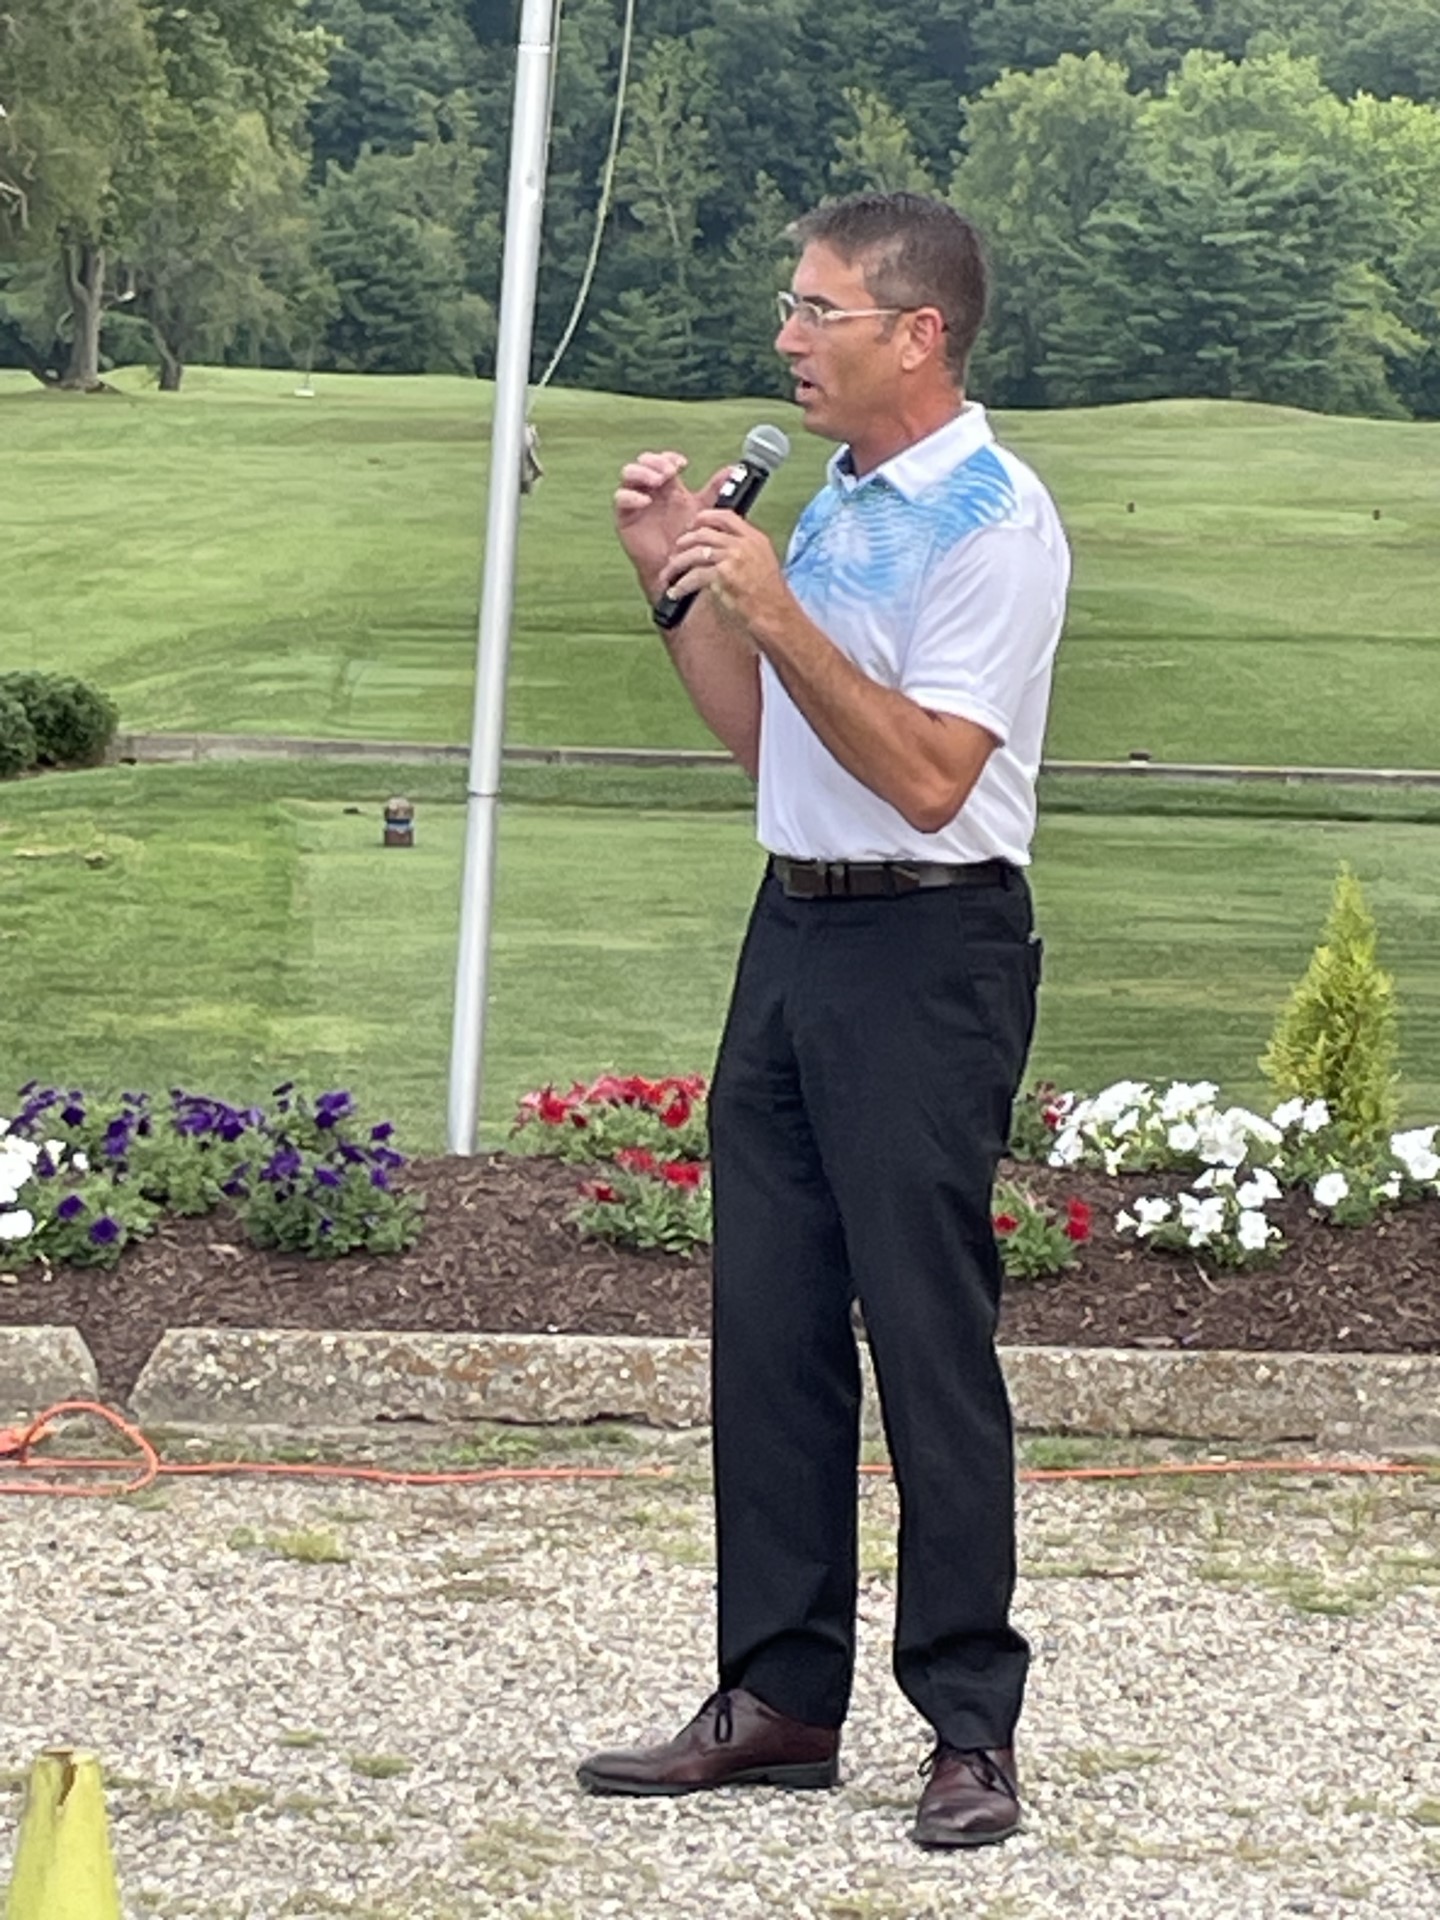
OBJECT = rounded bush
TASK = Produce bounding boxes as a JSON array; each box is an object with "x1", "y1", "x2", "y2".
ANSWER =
[
  {"x1": 0, "y1": 689, "x2": 39, "y2": 779},
  {"x1": 0, "y1": 671, "x2": 118, "y2": 766}
]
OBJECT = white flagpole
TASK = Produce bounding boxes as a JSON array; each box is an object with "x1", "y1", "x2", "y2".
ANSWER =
[{"x1": 447, "y1": 0, "x2": 562, "y2": 1154}]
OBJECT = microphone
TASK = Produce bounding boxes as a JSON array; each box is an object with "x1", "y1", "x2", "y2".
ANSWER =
[{"x1": 651, "y1": 423, "x2": 791, "y2": 632}]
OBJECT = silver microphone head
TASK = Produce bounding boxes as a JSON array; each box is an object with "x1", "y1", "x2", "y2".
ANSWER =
[{"x1": 742, "y1": 423, "x2": 791, "y2": 473}]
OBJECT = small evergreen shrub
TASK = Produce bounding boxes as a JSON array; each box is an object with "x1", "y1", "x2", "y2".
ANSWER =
[
  {"x1": 1260, "y1": 865, "x2": 1400, "y2": 1149},
  {"x1": 0, "y1": 671, "x2": 119, "y2": 766},
  {"x1": 0, "y1": 689, "x2": 38, "y2": 779}
]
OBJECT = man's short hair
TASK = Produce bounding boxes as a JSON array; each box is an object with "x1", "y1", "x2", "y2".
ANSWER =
[{"x1": 788, "y1": 192, "x2": 988, "y2": 384}]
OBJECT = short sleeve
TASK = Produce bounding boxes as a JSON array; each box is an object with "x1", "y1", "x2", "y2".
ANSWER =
[{"x1": 900, "y1": 525, "x2": 1065, "y2": 746}]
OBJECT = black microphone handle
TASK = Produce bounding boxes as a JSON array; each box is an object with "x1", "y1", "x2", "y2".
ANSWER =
[{"x1": 651, "y1": 461, "x2": 773, "y2": 633}]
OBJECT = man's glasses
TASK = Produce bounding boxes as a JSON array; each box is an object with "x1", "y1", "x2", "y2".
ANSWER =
[{"x1": 776, "y1": 291, "x2": 909, "y2": 331}]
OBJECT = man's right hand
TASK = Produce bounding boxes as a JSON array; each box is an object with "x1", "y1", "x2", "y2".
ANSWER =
[{"x1": 614, "y1": 451, "x2": 729, "y2": 600}]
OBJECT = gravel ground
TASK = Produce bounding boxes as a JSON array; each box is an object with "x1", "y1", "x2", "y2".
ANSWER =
[{"x1": 1, "y1": 1433, "x2": 1437, "y2": 1920}]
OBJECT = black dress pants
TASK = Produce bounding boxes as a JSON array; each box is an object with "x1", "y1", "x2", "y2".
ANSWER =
[{"x1": 708, "y1": 866, "x2": 1041, "y2": 1751}]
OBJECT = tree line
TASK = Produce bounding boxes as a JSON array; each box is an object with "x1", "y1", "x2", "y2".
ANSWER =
[{"x1": 2, "y1": 0, "x2": 1438, "y2": 415}]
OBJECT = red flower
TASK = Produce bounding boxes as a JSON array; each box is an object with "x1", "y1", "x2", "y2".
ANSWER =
[
  {"x1": 586, "y1": 1074, "x2": 633, "y2": 1106},
  {"x1": 659, "y1": 1094, "x2": 692, "y2": 1129},
  {"x1": 1065, "y1": 1198, "x2": 1092, "y2": 1243},
  {"x1": 580, "y1": 1181, "x2": 618, "y2": 1204},
  {"x1": 1042, "y1": 1107, "x2": 1062, "y2": 1130},
  {"x1": 659, "y1": 1161, "x2": 704, "y2": 1188},
  {"x1": 615, "y1": 1147, "x2": 659, "y2": 1175},
  {"x1": 535, "y1": 1089, "x2": 573, "y2": 1126},
  {"x1": 993, "y1": 1212, "x2": 1020, "y2": 1234}
]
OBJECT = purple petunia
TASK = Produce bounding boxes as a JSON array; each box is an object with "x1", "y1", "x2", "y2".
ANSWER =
[
  {"x1": 313, "y1": 1167, "x2": 342, "y2": 1189},
  {"x1": 88, "y1": 1216, "x2": 121, "y2": 1246},
  {"x1": 57, "y1": 1194, "x2": 86, "y2": 1222},
  {"x1": 369, "y1": 1167, "x2": 390, "y2": 1191},
  {"x1": 61, "y1": 1102, "x2": 86, "y2": 1128},
  {"x1": 370, "y1": 1123, "x2": 395, "y2": 1142},
  {"x1": 260, "y1": 1148, "x2": 304, "y2": 1184}
]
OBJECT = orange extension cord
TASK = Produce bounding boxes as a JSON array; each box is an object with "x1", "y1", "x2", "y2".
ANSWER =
[{"x1": 0, "y1": 1401, "x2": 1433, "y2": 1500}]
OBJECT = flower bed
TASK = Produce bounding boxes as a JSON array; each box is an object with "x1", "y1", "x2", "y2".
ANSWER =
[{"x1": 2, "y1": 1071, "x2": 1437, "y2": 1406}]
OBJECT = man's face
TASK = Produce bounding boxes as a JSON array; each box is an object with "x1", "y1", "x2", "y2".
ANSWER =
[{"x1": 775, "y1": 241, "x2": 908, "y2": 445}]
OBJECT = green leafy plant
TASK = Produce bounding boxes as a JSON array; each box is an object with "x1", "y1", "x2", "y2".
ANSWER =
[
  {"x1": 6, "y1": 1083, "x2": 422, "y2": 1263},
  {"x1": 1260, "y1": 865, "x2": 1400, "y2": 1150},
  {"x1": 1007, "y1": 1081, "x2": 1078, "y2": 1163},
  {"x1": 512, "y1": 1073, "x2": 708, "y2": 1164},
  {"x1": 992, "y1": 1181, "x2": 1091, "y2": 1281},
  {"x1": 0, "y1": 689, "x2": 38, "y2": 780},
  {"x1": 571, "y1": 1150, "x2": 712, "y2": 1254},
  {"x1": 0, "y1": 672, "x2": 118, "y2": 767}
]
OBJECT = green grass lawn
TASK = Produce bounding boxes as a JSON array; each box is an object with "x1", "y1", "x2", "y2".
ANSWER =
[
  {"x1": 3, "y1": 369, "x2": 1438, "y2": 767},
  {"x1": 4, "y1": 763, "x2": 1437, "y2": 1149}
]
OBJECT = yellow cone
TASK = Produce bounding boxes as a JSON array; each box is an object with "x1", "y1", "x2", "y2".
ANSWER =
[{"x1": 5, "y1": 1748, "x2": 122, "y2": 1920}]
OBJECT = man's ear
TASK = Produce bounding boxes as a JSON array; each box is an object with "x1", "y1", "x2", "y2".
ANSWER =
[{"x1": 902, "y1": 308, "x2": 947, "y2": 370}]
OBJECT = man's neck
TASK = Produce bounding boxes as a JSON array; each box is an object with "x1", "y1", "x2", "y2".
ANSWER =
[{"x1": 846, "y1": 394, "x2": 967, "y2": 478}]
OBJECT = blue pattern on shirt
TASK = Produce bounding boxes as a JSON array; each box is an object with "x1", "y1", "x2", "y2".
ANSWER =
[{"x1": 786, "y1": 443, "x2": 1018, "y2": 627}]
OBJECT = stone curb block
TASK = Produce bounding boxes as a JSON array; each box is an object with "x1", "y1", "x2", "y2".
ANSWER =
[
  {"x1": 0, "y1": 1327, "x2": 100, "y2": 1421},
  {"x1": 128, "y1": 1330, "x2": 1440, "y2": 1451}
]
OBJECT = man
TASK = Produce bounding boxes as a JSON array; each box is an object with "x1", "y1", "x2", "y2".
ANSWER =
[{"x1": 577, "y1": 192, "x2": 1070, "y2": 1850}]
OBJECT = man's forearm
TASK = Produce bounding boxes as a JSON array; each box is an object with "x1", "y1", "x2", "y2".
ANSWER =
[
  {"x1": 753, "y1": 600, "x2": 994, "y2": 834},
  {"x1": 643, "y1": 581, "x2": 762, "y2": 776}
]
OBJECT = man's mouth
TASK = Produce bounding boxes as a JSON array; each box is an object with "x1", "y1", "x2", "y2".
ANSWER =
[{"x1": 794, "y1": 375, "x2": 819, "y2": 401}]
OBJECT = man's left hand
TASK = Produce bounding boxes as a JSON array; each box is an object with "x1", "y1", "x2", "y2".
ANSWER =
[{"x1": 661, "y1": 510, "x2": 792, "y2": 640}]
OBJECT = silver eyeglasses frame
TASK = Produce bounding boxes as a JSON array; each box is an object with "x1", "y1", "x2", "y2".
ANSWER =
[{"x1": 776, "y1": 291, "x2": 909, "y2": 330}]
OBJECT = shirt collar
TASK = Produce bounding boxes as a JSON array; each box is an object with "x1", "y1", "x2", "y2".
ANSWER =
[{"x1": 827, "y1": 402, "x2": 994, "y2": 502}]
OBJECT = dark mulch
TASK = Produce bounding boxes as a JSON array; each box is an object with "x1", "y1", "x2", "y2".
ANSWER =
[{"x1": 2, "y1": 1156, "x2": 1436, "y2": 1403}]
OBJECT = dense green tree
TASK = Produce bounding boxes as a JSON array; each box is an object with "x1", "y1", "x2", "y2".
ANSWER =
[
  {"x1": 1040, "y1": 52, "x2": 1400, "y2": 414},
  {"x1": 305, "y1": 0, "x2": 485, "y2": 169},
  {"x1": 0, "y1": 0, "x2": 324, "y2": 387},
  {"x1": 316, "y1": 140, "x2": 494, "y2": 370},
  {"x1": 1343, "y1": 91, "x2": 1440, "y2": 416},
  {"x1": 831, "y1": 89, "x2": 935, "y2": 195},
  {"x1": 954, "y1": 53, "x2": 1139, "y2": 405},
  {"x1": 0, "y1": 0, "x2": 159, "y2": 386}
]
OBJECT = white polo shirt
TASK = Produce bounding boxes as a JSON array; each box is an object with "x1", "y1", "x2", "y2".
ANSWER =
[{"x1": 757, "y1": 403, "x2": 1070, "y2": 867}]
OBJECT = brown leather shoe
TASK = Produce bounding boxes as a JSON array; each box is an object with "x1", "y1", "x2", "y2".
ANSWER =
[
  {"x1": 911, "y1": 1744, "x2": 1021, "y2": 1848},
  {"x1": 576, "y1": 1688, "x2": 840, "y2": 1797}
]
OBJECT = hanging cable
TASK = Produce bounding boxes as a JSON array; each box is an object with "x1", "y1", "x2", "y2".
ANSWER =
[{"x1": 532, "y1": 0, "x2": 638, "y2": 399}]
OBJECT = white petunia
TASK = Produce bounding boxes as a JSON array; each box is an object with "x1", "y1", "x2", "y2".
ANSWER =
[
  {"x1": 1236, "y1": 1209, "x2": 1273, "y2": 1253},
  {"x1": 0, "y1": 1149, "x2": 35, "y2": 1207},
  {"x1": 72, "y1": 1152, "x2": 90, "y2": 1173},
  {"x1": 1232, "y1": 1108, "x2": 1283, "y2": 1147},
  {"x1": 1115, "y1": 1211, "x2": 1137, "y2": 1235},
  {"x1": 1166, "y1": 1122, "x2": 1200, "y2": 1154},
  {"x1": 1048, "y1": 1128, "x2": 1084, "y2": 1169},
  {"x1": 1089, "y1": 1080, "x2": 1153, "y2": 1124},
  {"x1": 1313, "y1": 1171, "x2": 1350, "y2": 1208},
  {"x1": 1390, "y1": 1128, "x2": 1440, "y2": 1184},
  {"x1": 1194, "y1": 1167, "x2": 1237, "y2": 1192},
  {"x1": 1110, "y1": 1108, "x2": 1141, "y2": 1139},
  {"x1": 1160, "y1": 1080, "x2": 1219, "y2": 1120},
  {"x1": 1179, "y1": 1194, "x2": 1227, "y2": 1244},
  {"x1": 1270, "y1": 1097, "x2": 1306, "y2": 1130},
  {"x1": 1379, "y1": 1174, "x2": 1401, "y2": 1201},
  {"x1": 0, "y1": 1208, "x2": 35, "y2": 1242},
  {"x1": 1133, "y1": 1196, "x2": 1173, "y2": 1231},
  {"x1": 1300, "y1": 1099, "x2": 1331, "y2": 1134},
  {"x1": 1237, "y1": 1170, "x2": 1282, "y2": 1208}
]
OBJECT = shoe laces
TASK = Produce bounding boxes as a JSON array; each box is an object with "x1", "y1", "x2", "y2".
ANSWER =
[
  {"x1": 919, "y1": 1743, "x2": 1017, "y2": 1800},
  {"x1": 695, "y1": 1690, "x2": 735, "y2": 1744}
]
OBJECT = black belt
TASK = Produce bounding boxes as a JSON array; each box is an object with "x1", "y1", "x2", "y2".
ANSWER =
[{"x1": 770, "y1": 856, "x2": 1013, "y2": 899}]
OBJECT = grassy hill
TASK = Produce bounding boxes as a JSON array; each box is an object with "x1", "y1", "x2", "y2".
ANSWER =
[
  {"x1": 3, "y1": 762, "x2": 1437, "y2": 1147},
  {"x1": 3, "y1": 368, "x2": 1437, "y2": 767}
]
